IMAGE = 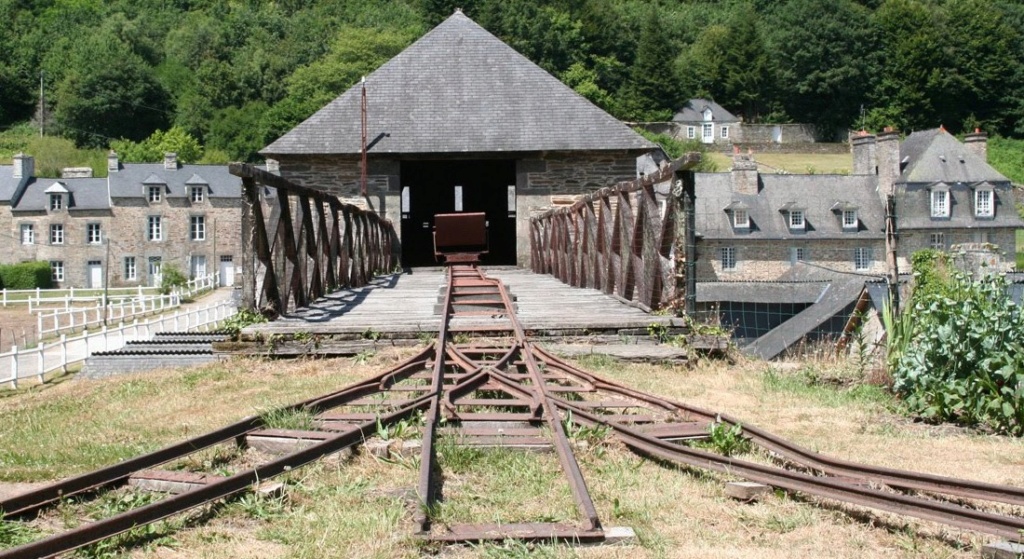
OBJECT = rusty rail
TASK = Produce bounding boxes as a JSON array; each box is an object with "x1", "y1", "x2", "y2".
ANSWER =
[
  {"x1": 4, "y1": 265, "x2": 1024, "y2": 555},
  {"x1": 529, "y1": 154, "x2": 699, "y2": 312},
  {"x1": 230, "y1": 163, "x2": 396, "y2": 317}
]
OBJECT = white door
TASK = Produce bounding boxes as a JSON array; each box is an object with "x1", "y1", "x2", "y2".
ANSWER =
[
  {"x1": 772, "y1": 125, "x2": 783, "y2": 143},
  {"x1": 219, "y1": 255, "x2": 235, "y2": 286},
  {"x1": 87, "y1": 261, "x2": 102, "y2": 288},
  {"x1": 702, "y1": 123, "x2": 714, "y2": 144},
  {"x1": 191, "y1": 255, "x2": 207, "y2": 279},
  {"x1": 148, "y1": 257, "x2": 162, "y2": 287}
]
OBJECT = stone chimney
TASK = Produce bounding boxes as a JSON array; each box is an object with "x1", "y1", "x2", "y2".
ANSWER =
[
  {"x1": 61, "y1": 167, "x2": 93, "y2": 178},
  {"x1": 163, "y1": 152, "x2": 178, "y2": 170},
  {"x1": 850, "y1": 131, "x2": 876, "y2": 176},
  {"x1": 107, "y1": 150, "x2": 119, "y2": 173},
  {"x1": 731, "y1": 149, "x2": 759, "y2": 195},
  {"x1": 265, "y1": 159, "x2": 280, "y2": 175},
  {"x1": 964, "y1": 128, "x2": 988, "y2": 162},
  {"x1": 875, "y1": 128, "x2": 901, "y2": 201},
  {"x1": 12, "y1": 152, "x2": 34, "y2": 180}
]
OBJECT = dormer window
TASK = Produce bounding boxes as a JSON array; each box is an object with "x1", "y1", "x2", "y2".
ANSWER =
[
  {"x1": 789, "y1": 210, "x2": 805, "y2": 229},
  {"x1": 191, "y1": 186, "x2": 204, "y2": 203},
  {"x1": 842, "y1": 209, "x2": 858, "y2": 229},
  {"x1": 148, "y1": 185, "x2": 162, "y2": 203},
  {"x1": 975, "y1": 188, "x2": 994, "y2": 218},
  {"x1": 931, "y1": 188, "x2": 949, "y2": 218},
  {"x1": 49, "y1": 194, "x2": 63, "y2": 211},
  {"x1": 733, "y1": 208, "x2": 749, "y2": 228}
]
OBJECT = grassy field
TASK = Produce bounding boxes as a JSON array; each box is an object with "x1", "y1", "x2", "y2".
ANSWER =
[
  {"x1": 1, "y1": 348, "x2": 1022, "y2": 558},
  {"x1": 705, "y1": 150, "x2": 853, "y2": 175}
]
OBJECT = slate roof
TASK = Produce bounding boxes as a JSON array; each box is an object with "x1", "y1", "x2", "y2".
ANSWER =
[
  {"x1": 697, "y1": 281, "x2": 829, "y2": 304},
  {"x1": 0, "y1": 165, "x2": 19, "y2": 202},
  {"x1": 894, "y1": 129, "x2": 1022, "y2": 230},
  {"x1": 108, "y1": 164, "x2": 240, "y2": 199},
  {"x1": 263, "y1": 11, "x2": 653, "y2": 156},
  {"x1": 672, "y1": 98, "x2": 740, "y2": 124},
  {"x1": 694, "y1": 173, "x2": 885, "y2": 240},
  {"x1": 12, "y1": 178, "x2": 110, "y2": 211},
  {"x1": 898, "y1": 129, "x2": 1009, "y2": 184}
]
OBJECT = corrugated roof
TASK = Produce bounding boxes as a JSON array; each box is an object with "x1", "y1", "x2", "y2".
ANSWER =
[
  {"x1": 694, "y1": 173, "x2": 885, "y2": 240},
  {"x1": 12, "y1": 177, "x2": 110, "y2": 211},
  {"x1": 262, "y1": 11, "x2": 653, "y2": 156},
  {"x1": 109, "y1": 164, "x2": 240, "y2": 199},
  {"x1": 672, "y1": 98, "x2": 740, "y2": 124},
  {"x1": 899, "y1": 129, "x2": 1009, "y2": 184}
]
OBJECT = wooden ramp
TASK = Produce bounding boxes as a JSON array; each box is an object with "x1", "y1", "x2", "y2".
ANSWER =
[{"x1": 242, "y1": 267, "x2": 682, "y2": 339}]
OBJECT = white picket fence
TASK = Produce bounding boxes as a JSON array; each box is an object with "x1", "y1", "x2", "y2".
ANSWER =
[
  {"x1": 37, "y1": 293, "x2": 181, "y2": 337},
  {"x1": 1, "y1": 299, "x2": 237, "y2": 389},
  {"x1": 0, "y1": 272, "x2": 220, "y2": 311}
]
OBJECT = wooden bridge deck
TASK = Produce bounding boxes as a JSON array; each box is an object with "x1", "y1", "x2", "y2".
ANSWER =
[{"x1": 244, "y1": 267, "x2": 682, "y2": 338}]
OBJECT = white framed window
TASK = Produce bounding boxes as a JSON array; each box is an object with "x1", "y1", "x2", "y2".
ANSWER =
[
  {"x1": 721, "y1": 247, "x2": 737, "y2": 270},
  {"x1": 20, "y1": 224, "x2": 34, "y2": 245},
  {"x1": 50, "y1": 261, "x2": 64, "y2": 282},
  {"x1": 87, "y1": 223, "x2": 102, "y2": 244},
  {"x1": 686, "y1": 126, "x2": 695, "y2": 139},
  {"x1": 190, "y1": 186, "x2": 204, "y2": 203},
  {"x1": 733, "y1": 209, "x2": 749, "y2": 228},
  {"x1": 190, "y1": 215, "x2": 206, "y2": 241},
  {"x1": 789, "y1": 210, "x2": 805, "y2": 229},
  {"x1": 124, "y1": 256, "x2": 137, "y2": 281},
  {"x1": 929, "y1": 232, "x2": 945, "y2": 250},
  {"x1": 702, "y1": 123, "x2": 713, "y2": 142},
  {"x1": 721, "y1": 125, "x2": 729, "y2": 139},
  {"x1": 975, "y1": 189, "x2": 993, "y2": 217},
  {"x1": 842, "y1": 209, "x2": 858, "y2": 229},
  {"x1": 147, "y1": 215, "x2": 162, "y2": 241},
  {"x1": 148, "y1": 185, "x2": 162, "y2": 203},
  {"x1": 931, "y1": 189, "x2": 949, "y2": 217},
  {"x1": 49, "y1": 194, "x2": 63, "y2": 211},
  {"x1": 854, "y1": 247, "x2": 872, "y2": 271},
  {"x1": 50, "y1": 224, "x2": 64, "y2": 245},
  {"x1": 791, "y1": 247, "x2": 808, "y2": 265}
]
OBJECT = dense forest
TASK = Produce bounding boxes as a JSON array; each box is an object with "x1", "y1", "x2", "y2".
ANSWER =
[{"x1": 1, "y1": 0, "x2": 1023, "y2": 163}]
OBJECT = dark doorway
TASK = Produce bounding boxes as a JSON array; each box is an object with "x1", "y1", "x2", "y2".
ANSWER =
[{"x1": 399, "y1": 160, "x2": 516, "y2": 267}]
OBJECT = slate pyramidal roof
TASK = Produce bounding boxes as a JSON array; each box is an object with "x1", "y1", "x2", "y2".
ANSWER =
[
  {"x1": 262, "y1": 11, "x2": 654, "y2": 156},
  {"x1": 898, "y1": 128, "x2": 1009, "y2": 184}
]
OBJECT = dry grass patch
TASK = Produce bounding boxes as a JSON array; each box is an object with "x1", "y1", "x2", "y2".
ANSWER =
[
  {"x1": 2, "y1": 347, "x2": 1022, "y2": 558},
  {"x1": 705, "y1": 152, "x2": 852, "y2": 175}
]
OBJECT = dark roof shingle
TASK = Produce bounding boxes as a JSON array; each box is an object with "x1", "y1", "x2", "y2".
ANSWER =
[{"x1": 262, "y1": 11, "x2": 653, "y2": 156}]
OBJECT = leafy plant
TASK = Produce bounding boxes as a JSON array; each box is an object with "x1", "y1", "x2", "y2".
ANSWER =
[
  {"x1": 221, "y1": 309, "x2": 268, "y2": 338},
  {"x1": 0, "y1": 514, "x2": 39, "y2": 548},
  {"x1": 159, "y1": 264, "x2": 188, "y2": 295},
  {"x1": 700, "y1": 416, "x2": 750, "y2": 456}
]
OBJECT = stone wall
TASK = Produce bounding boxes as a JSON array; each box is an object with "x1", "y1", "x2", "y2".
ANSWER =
[
  {"x1": 696, "y1": 239, "x2": 889, "y2": 281},
  {"x1": 10, "y1": 209, "x2": 114, "y2": 287},
  {"x1": 740, "y1": 123, "x2": 818, "y2": 144},
  {"x1": 900, "y1": 229, "x2": 1017, "y2": 268}
]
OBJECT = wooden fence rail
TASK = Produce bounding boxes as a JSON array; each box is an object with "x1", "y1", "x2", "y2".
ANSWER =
[
  {"x1": 529, "y1": 155, "x2": 699, "y2": 313},
  {"x1": 230, "y1": 163, "x2": 397, "y2": 316}
]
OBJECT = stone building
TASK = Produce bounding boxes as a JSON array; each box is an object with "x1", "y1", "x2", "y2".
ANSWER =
[
  {"x1": 261, "y1": 10, "x2": 654, "y2": 268},
  {"x1": 0, "y1": 152, "x2": 243, "y2": 288}
]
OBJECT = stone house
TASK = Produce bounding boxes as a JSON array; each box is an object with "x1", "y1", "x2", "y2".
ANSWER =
[
  {"x1": 0, "y1": 152, "x2": 243, "y2": 288},
  {"x1": 260, "y1": 10, "x2": 654, "y2": 268},
  {"x1": 672, "y1": 98, "x2": 741, "y2": 145}
]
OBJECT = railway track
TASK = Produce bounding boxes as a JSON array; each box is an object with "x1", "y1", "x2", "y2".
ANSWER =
[{"x1": 2, "y1": 264, "x2": 1023, "y2": 556}]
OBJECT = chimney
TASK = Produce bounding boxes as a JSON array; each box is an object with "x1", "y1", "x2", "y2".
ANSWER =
[
  {"x1": 265, "y1": 159, "x2": 280, "y2": 175},
  {"x1": 61, "y1": 167, "x2": 93, "y2": 178},
  {"x1": 163, "y1": 152, "x2": 178, "y2": 170},
  {"x1": 107, "y1": 150, "x2": 119, "y2": 173},
  {"x1": 850, "y1": 131, "x2": 876, "y2": 176},
  {"x1": 964, "y1": 128, "x2": 988, "y2": 162},
  {"x1": 731, "y1": 151, "x2": 759, "y2": 195},
  {"x1": 12, "y1": 152, "x2": 34, "y2": 180},
  {"x1": 876, "y1": 127, "x2": 900, "y2": 201}
]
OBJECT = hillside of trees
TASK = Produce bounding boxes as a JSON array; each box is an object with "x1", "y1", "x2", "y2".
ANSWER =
[{"x1": 1, "y1": 0, "x2": 1023, "y2": 163}]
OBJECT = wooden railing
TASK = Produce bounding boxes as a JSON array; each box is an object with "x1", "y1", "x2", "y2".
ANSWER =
[
  {"x1": 529, "y1": 154, "x2": 699, "y2": 313},
  {"x1": 231, "y1": 163, "x2": 396, "y2": 316}
]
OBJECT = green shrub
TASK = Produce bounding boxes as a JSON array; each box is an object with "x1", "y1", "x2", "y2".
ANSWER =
[
  {"x1": 891, "y1": 271, "x2": 1024, "y2": 435},
  {"x1": 0, "y1": 261, "x2": 53, "y2": 289},
  {"x1": 159, "y1": 264, "x2": 187, "y2": 295}
]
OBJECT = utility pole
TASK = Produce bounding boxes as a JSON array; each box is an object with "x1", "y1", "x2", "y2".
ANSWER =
[
  {"x1": 103, "y1": 236, "x2": 111, "y2": 325},
  {"x1": 39, "y1": 71, "x2": 44, "y2": 137},
  {"x1": 360, "y1": 76, "x2": 368, "y2": 197},
  {"x1": 885, "y1": 194, "x2": 900, "y2": 314}
]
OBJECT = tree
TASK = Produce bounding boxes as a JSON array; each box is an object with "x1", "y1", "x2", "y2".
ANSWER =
[
  {"x1": 616, "y1": 9, "x2": 682, "y2": 121},
  {"x1": 110, "y1": 127, "x2": 203, "y2": 163},
  {"x1": 53, "y1": 31, "x2": 169, "y2": 147},
  {"x1": 767, "y1": 0, "x2": 880, "y2": 137}
]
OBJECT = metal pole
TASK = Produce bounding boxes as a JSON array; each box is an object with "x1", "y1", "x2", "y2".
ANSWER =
[
  {"x1": 360, "y1": 76, "x2": 368, "y2": 198},
  {"x1": 103, "y1": 237, "x2": 111, "y2": 325}
]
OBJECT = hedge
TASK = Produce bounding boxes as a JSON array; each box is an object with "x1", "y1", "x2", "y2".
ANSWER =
[{"x1": 0, "y1": 262, "x2": 54, "y2": 289}]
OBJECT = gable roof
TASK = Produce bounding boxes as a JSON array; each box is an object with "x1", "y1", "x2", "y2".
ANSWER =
[
  {"x1": 694, "y1": 173, "x2": 885, "y2": 240},
  {"x1": 899, "y1": 128, "x2": 1009, "y2": 184},
  {"x1": 12, "y1": 177, "x2": 110, "y2": 211},
  {"x1": 108, "y1": 164, "x2": 239, "y2": 199},
  {"x1": 0, "y1": 165, "x2": 23, "y2": 203},
  {"x1": 263, "y1": 11, "x2": 653, "y2": 156},
  {"x1": 672, "y1": 98, "x2": 740, "y2": 124}
]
